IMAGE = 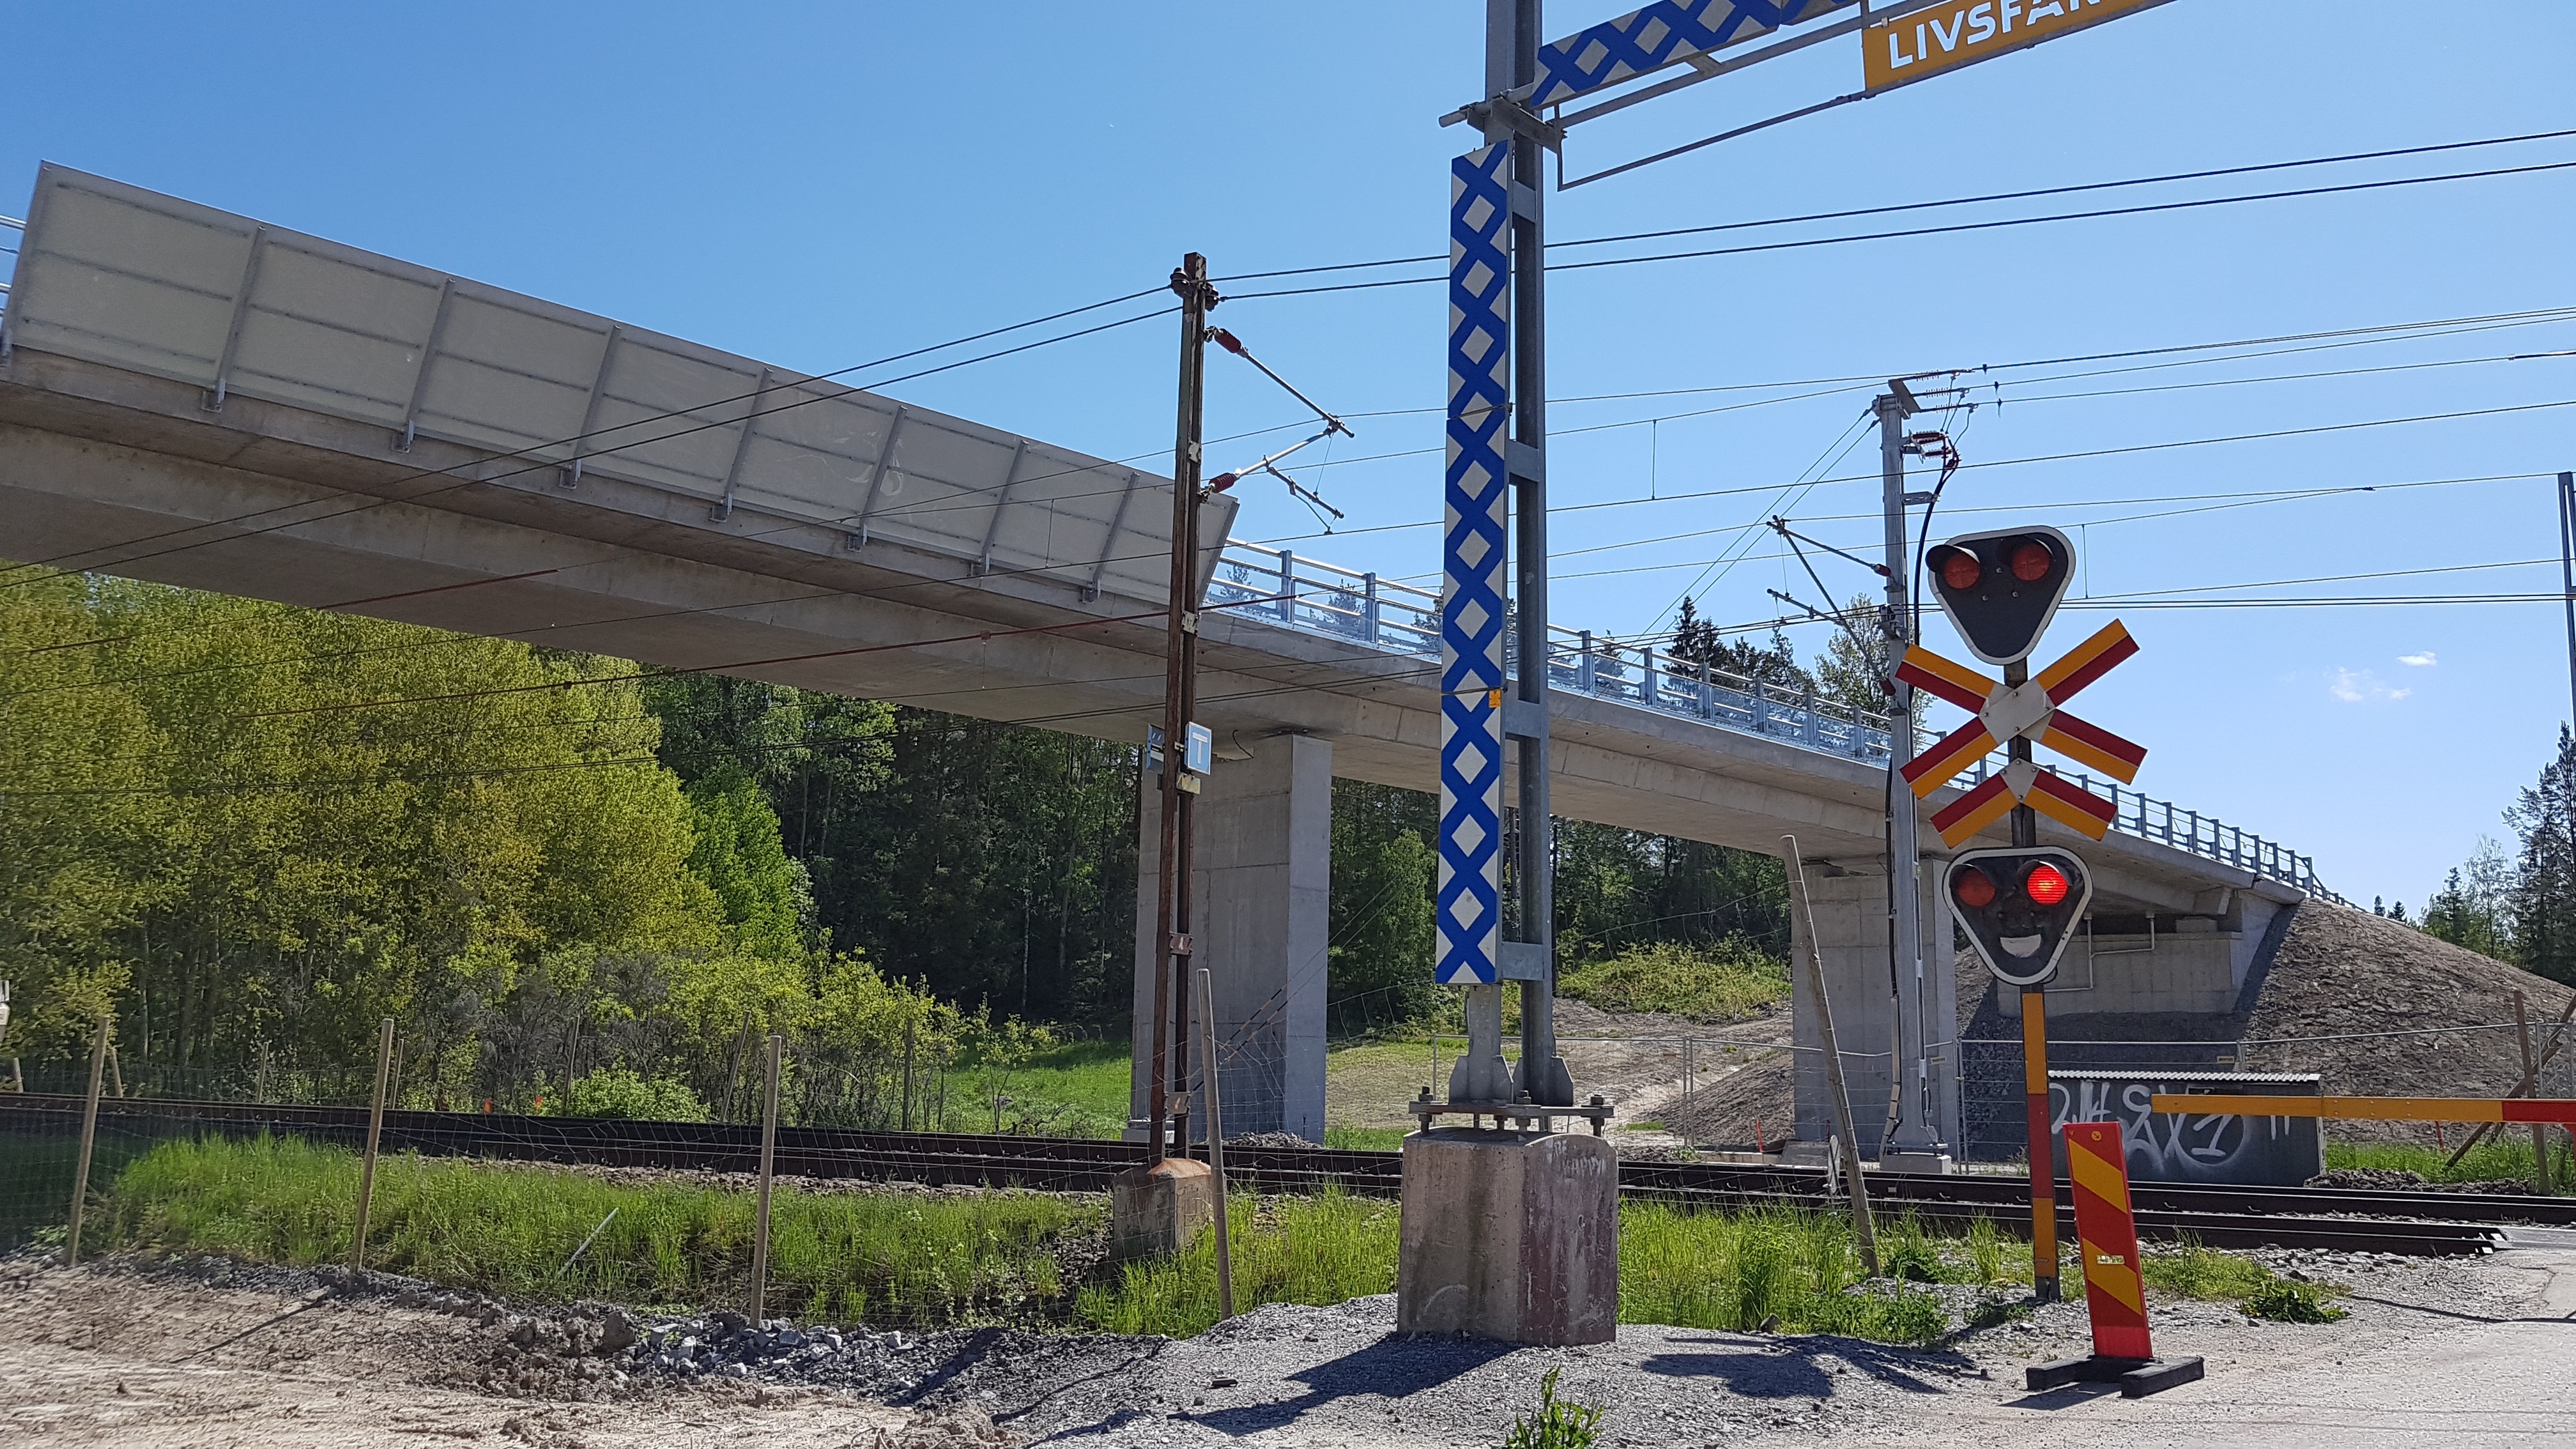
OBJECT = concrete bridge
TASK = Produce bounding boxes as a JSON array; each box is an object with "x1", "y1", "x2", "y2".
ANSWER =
[{"x1": 0, "y1": 166, "x2": 2333, "y2": 1151}]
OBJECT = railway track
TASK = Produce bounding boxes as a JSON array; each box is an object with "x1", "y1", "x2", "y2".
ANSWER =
[{"x1": 5, "y1": 1093, "x2": 2550, "y2": 1256}]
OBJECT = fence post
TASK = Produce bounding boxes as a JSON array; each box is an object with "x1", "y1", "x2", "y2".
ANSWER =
[
  {"x1": 749, "y1": 1032, "x2": 785, "y2": 1322},
  {"x1": 64, "y1": 1015, "x2": 110, "y2": 1266},
  {"x1": 351, "y1": 1016, "x2": 395, "y2": 1271},
  {"x1": 1195, "y1": 968, "x2": 1235, "y2": 1320},
  {"x1": 1277, "y1": 550, "x2": 1297, "y2": 623},
  {"x1": 1577, "y1": 631, "x2": 1596, "y2": 693},
  {"x1": 1363, "y1": 572, "x2": 1381, "y2": 645},
  {"x1": 2515, "y1": 994, "x2": 2549, "y2": 1195}
]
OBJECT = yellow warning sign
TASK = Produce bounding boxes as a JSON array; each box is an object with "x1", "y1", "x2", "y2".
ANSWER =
[{"x1": 1864, "y1": 0, "x2": 2172, "y2": 94}]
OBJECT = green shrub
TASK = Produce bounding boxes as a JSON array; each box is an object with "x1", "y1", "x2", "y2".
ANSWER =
[
  {"x1": 2241, "y1": 1277, "x2": 2347, "y2": 1323},
  {"x1": 560, "y1": 1066, "x2": 709, "y2": 1121},
  {"x1": 1556, "y1": 937, "x2": 1789, "y2": 1022},
  {"x1": 1504, "y1": 1367, "x2": 1604, "y2": 1449}
]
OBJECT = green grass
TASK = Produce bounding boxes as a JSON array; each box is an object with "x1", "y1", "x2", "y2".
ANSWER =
[
  {"x1": 1505, "y1": 1367, "x2": 1606, "y2": 1449},
  {"x1": 966, "y1": 1036, "x2": 1135, "y2": 1138},
  {"x1": 101, "y1": 1135, "x2": 1092, "y2": 1327},
  {"x1": 1620, "y1": 1204, "x2": 1950, "y2": 1344},
  {"x1": 0, "y1": 1128, "x2": 164, "y2": 1250},
  {"x1": 1324, "y1": 1126, "x2": 1410, "y2": 1151},
  {"x1": 2327, "y1": 1137, "x2": 2570, "y2": 1188},
  {"x1": 60, "y1": 1131, "x2": 2308, "y2": 1349},
  {"x1": 2241, "y1": 1277, "x2": 2347, "y2": 1322},
  {"x1": 1557, "y1": 938, "x2": 1790, "y2": 1022},
  {"x1": 2141, "y1": 1236, "x2": 2272, "y2": 1300},
  {"x1": 1075, "y1": 1185, "x2": 1401, "y2": 1336}
]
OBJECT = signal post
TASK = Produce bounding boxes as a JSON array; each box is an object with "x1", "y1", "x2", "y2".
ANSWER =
[
  {"x1": 1397, "y1": 0, "x2": 1618, "y2": 1348},
  {"x1": 1903, "y1": 526, "x2": 2149, "y2": 1302}
]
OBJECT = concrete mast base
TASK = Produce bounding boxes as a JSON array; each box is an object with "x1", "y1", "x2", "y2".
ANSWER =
[
  {"x1": 1108, "y1": 1157, "x2": 1216, "y2": 1262},
  {"x1": 1395, "y1": 1127, "x2": 1617, "y2": 1345}
]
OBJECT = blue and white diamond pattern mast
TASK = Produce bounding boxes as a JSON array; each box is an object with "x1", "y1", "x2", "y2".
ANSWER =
[
  {"x1": 1438, "y1": 139, "x2": 1516, "y2": 1110},
  {"x1": 1395, "y1": 1, "x2": 1618, "y2": 1351}
]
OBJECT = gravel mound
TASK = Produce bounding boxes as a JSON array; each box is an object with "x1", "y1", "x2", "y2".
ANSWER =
[
  {"x1": 1226, "y1": 1131, "x2": 1326, "y2": 1151},
  {"x1": 2243, "y1": 905, "x2": 2575, "y2": 1110}
]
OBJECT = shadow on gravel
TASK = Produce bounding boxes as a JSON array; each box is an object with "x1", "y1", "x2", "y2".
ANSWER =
[
  {"x1": 1638, "y1": 1335, "x2": 1968, "y2": 1397},
  {"x1": 1183, "y1": 1333, "x2": 1517, "y2": 1437},
  {"x1": 2004, "y1": 1383, "x2": 2122, "y2": 1411}
]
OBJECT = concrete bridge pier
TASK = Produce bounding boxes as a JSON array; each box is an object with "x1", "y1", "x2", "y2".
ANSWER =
[
  {"x1": 1129, "y1": 732, "x2": 1331, "y2": 1143},
  {"x1": 1790, "y1": 856, "x2": 1961, "y2": 1161}
]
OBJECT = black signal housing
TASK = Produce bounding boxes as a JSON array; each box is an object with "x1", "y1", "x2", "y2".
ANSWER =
[
  {"x1": 1926, "y1": 525, "x2": 2075, "y2": 666},
  {"x1": 1948, "y1": 846, "x2": 2094, "y2": 988}
]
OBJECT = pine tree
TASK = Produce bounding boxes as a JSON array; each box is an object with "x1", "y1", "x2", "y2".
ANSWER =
[
  {"x1": 2425, "y1": 838, "x2": 2516, "y2": 960},
  {"x1": 2506, "y1": 727, "x2": 2576, "y2": 985}
]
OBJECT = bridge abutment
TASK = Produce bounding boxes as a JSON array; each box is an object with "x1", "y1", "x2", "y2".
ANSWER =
[
  {"x1": 1790, "y1": 857, "x2": 1961, "y2": 1160},
  {"x1": 1129, "y1": 732, "x2": 1331, "y2": 1142}
]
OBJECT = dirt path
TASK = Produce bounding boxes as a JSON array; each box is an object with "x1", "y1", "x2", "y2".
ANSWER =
[
  {"x1": 0, "y1": 1257, "x2": 999, "y2": 1448},
  {"x1": 8, "y1": 1238, "x2": 2571, "y2": 1448},
  {"x1": 1324, "y1": 1000, "x2": 1797, "y2": 1152}
]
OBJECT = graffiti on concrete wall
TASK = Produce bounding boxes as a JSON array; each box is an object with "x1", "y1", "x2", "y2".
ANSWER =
[{"x1": 2050, "y1": 1073, "x2": 2324, "y2": 1187}]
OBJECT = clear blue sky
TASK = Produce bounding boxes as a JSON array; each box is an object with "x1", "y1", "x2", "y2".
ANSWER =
[{"x1": 8, "y1": 2, "x2": 2572, "y2": 910}]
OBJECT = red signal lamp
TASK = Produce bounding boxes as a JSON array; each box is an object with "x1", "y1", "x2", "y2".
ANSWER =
[
  {"x1": 2025, "y1": 862, "x2": 2071, "y2": 905},
  {"x1": 1953, "y1": 865, "x2": 1998, "y2": 909},
  {"x1": 2009, "y1": 539, "x2": 2055, "y2": 583},
  {"x1": 1936, "y1": 546, "x2": 1982, "y2": 591}
]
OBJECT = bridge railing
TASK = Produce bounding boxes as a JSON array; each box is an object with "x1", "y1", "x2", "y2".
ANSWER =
[
  {"x1": 1216, "y1": 537, "x2": 2338, "y2": 902},
  {"x1": 0, "y1": 213, "x2": 20, "y2": 319}
]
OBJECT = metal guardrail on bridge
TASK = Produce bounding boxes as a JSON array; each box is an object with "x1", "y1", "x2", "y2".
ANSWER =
[
  {"x1": 0, "y1": 207, "x2": 2331, "y2": 905},
  {"x1": 1213, "y1": 539, "x2": 2340, "y2": 902}
]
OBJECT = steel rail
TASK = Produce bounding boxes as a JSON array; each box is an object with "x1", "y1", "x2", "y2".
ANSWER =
[{"x1": 1, "y1": 1095, "x2": 2534, "y2": 1255}]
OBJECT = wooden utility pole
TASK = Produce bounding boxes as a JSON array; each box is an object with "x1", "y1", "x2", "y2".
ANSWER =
[
  {"x1": 1197, "y1": 968, "x2": 1235, "y2": 1319},
  {"x1": 351, "y1": 1017, "x2": 395, "y2": 1270},
  {"x1": 1146, "y1": 253, "x2": 1216, "y2": 1165},
  {"x1": 2516, "y1": 993, "x2": 2549, "y2": 1194},
  {"x1": 749, "y1": 1032, "x2": 785, "y2": 1321},
  {"x1": 65, "y1": 1015, "x2": 110, "y2": 1266}
]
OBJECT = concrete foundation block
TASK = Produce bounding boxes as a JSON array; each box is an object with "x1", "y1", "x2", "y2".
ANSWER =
[
  {"x1": 1396, "y1": 1128, "x2": 1618, "y2": 1346},
  {"x1": 1108, "y1": 1158, "x2": 1216, "y2": 1262}
]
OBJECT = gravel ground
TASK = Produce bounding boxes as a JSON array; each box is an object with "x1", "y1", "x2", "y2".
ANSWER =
[{"x1": 10, "y1": 1232, "x2": 2570, "y2": 1448}]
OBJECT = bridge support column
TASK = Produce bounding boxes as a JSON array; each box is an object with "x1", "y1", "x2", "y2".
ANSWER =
[
  {"x1": 1790, "y1": 858, "x2": 1959, "y2": 1161},
  {"x1": 1130, "y1": 733, "x2": 1330, "y2": 1142}
]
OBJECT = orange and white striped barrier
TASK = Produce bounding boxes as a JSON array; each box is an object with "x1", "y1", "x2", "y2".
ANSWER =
[
  {"x1": 2026, "y1": 1121, "x2": 2206, "y2": 1397},
  {"x1": 2067, "y1": 1121, "x2": 2152, "y2": 1361},
  {"x1": 2149, "y1": 1094, "x2": 2576, "y2": 1124}
]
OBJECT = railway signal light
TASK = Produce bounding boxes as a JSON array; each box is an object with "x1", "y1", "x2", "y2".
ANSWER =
[
  {"x1": 1949, "y1": 846, "x2": 2094, "y2": 988},
  {"x1": 1926, "y1": 526, "x2": 2075, "y2": 666}
]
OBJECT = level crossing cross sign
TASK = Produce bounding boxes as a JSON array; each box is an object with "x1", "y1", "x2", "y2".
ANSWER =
[{"x1": 1896, "y1": 618, "x2": 2148, "y2": 847}]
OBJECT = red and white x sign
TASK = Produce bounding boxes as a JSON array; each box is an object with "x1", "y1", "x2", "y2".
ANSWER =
[{"x1": 1896, "y1": 619, "x2": 2147, "y2": 847}]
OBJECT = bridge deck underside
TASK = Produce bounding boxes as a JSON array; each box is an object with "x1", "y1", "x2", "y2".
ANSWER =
[{"x1": 0, "y1": 349, "x2": 2272, "y2": 916}]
